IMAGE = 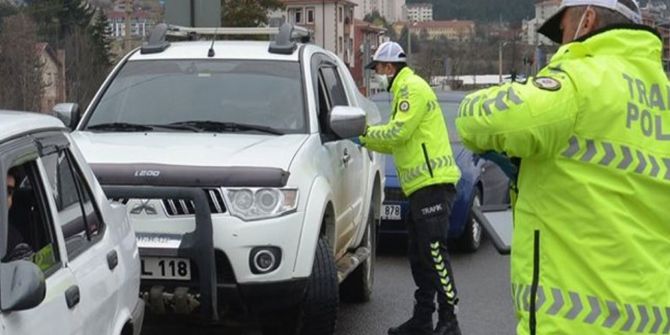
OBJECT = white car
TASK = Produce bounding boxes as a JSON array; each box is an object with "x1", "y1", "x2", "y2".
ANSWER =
[
  {"x1": 0, "y1": 111, "x2": 143, "y2": 335},
  {"x1": 62, "y1": 24, "x2": 384, "y2": 334}
]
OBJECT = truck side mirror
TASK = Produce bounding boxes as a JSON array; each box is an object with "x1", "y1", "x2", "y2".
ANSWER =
[
  {"x1": 53, "y1": 103, "x2": 81, "y2": 130},
  {"x1": 328, "y1": 106, "x2": 367, "y2": 139}
]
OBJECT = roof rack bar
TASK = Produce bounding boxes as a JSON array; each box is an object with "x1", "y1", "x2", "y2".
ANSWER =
[
  {"x1": 166, "y1": 25, "x2": 281, "y2": 37},
  {"x1": 141, "y1": 23, "x2": 312, "y2": 56}
]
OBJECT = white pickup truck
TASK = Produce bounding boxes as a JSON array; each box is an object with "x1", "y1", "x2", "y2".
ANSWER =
[{"x1": 60, "y1": 24, "x2": 384, "y2": 334}]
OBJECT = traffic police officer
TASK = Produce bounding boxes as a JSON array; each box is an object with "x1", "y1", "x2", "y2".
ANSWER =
[
  {"x1": 455, "y1": 1, "x2": 670, "y2": 334},
  {"x1": 361, "y1": 41, "x2": 463, "y2": 335}
]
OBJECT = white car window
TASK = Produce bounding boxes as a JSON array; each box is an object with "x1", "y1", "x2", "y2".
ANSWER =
[
  {"x1": 41, "y1": 150, "x2": 104, "y2": 259},
  {"x1": 2, "y1": 161, "x2": 61, "y2": 276}
]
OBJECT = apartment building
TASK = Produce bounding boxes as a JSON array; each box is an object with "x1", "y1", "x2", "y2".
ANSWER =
[
  {"x1": 522, "y1": 0, "x2": 560, "y2": 46},
  {"x1": 408, "y1": 20, "x2": 476, "y2": 41},
  {"x1": 106, "y1": 9, "x2": 153, "y2": 38},
  {"x1": 403, "y1": 2, "x2": 433, "y2": 22},
  {"x1": 353, "y1": 19, "x2": 385, "y2": 94},
  {"x1": 272, "y1": 0, "x2": 357, "y2": 67}
]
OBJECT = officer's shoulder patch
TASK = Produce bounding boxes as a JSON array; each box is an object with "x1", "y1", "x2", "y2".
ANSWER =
[
  {"x1": 399, "y1": 100, "x2": 411, "y2": 112},
  {"x1": 533, "y1": 77, "x2": 561, "y2": 91}
]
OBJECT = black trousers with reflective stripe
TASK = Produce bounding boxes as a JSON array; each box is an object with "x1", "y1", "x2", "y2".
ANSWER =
[{"x1": 407, "y1": 184, "x2": 458, "y2": 315}]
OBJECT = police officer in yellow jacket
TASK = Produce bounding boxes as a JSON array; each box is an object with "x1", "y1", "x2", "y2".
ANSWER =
[
  {"x1": 361, "y1": 41, "x2": 463, "y2": 335},
  {"x1": 456, "y1": 0, "x2": 670, "y2": 334}
]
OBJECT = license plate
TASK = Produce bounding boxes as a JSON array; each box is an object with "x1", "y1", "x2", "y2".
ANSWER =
[
  {"x1": 141, "y1": 257, "x2": 191, "y2": 280},
  {"x1": 382, "y1": 204, "x2": 402, "y2": 220}
]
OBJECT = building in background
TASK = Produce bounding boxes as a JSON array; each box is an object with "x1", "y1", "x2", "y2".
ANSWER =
[
  {"x1": 106, "y1": 9, "x2": 152, "y2": 38},
  {"x1": 271, "y1": 0, "x2": 357, "y2": 67},
  {"x1": 36, "y1": 43, "x2": 66, "y2": 113},
  {"x1": 384, "y1": 0, "x2": 406, "y2": 23},
  {"x1": 403, "y1": 3, "x2": 432, "y2": 22},
  {"x1": 408, "y1": 20, "x2": 476, "y2": 41},
  {"x1": 353, "y1": 19, "x2": 385, "y2": 94},
  {"x1": 521, "y1": 0, "x2": 560, "y2": 46},
  {"x1": 350, "y1": 0, "x2": 405, "y2": 23}
]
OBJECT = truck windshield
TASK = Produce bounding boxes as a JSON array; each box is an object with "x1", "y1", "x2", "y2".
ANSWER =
[{"x1": 85, "y1": 60, "x2": 306, "y2": 134}]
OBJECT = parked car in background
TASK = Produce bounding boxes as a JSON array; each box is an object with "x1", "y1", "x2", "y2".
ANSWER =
[
  {"x1": 0, "y1": 111, "x2": 143, "y2": 335},
  {"x1": 370, "y1": 91, "x2": 510, "y2": 252}
]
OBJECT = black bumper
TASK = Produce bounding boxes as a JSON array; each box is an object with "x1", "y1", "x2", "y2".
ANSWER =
[{"x1": 105, "y1": 185, "x2": 309, "y2": 321}]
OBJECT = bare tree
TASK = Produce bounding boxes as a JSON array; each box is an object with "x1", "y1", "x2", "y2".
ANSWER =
[
  {"x1": 63, "y1": 25, "x2": 108, "y2": 109},
  {"x1": 0, "y1": 14, "x2": 44, "y2": 112}
]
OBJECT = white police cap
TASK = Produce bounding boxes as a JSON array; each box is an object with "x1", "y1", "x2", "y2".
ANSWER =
[
  {"x1": 538, "y1": 0, "x2": 642, "y2": 43},
  {"x1": 365, "y1": 41, "x2": 407, "y2": 70}
]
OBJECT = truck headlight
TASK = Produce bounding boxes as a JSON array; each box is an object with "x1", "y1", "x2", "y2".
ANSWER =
[{"x1": 224, "y1": 188, "x2": 298, "y2": 221}]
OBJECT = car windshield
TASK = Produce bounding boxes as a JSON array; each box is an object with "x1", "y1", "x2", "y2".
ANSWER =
[
  {"x1": 374, "y1": 97, "x2": 462, "y2": 143},
  {"x1": 85, "y1": 60, "x2": 306, "y2": 134}
]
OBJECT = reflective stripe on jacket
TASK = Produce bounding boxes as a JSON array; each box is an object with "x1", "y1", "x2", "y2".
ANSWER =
[
  {"x1": 362, "y1": 67, "x2": 460, "y2": 196},
  {"x1": 456, "y1": 26, "x2": 670, "y2": 335}
]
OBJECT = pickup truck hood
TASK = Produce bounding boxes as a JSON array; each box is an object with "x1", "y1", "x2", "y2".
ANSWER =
[{"x1": 71, "y1": 132, "x2": 309, "y2": 170}]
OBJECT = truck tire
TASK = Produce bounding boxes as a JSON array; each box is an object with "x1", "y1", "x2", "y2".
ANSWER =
[
  {"x1": 340, "y1": 207, "x2": 376, "y2": 302},
  {"x1": 298, "y1": 237, "x2": 339, "y2": 334},
  {"x1": 456, "y1": 188, "x2": 483, "y2": 252},
  {"x1": 262, "y1": 237, "x2": 339, "y2": 335}
]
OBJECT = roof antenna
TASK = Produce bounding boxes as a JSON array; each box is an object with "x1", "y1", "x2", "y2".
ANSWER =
[{"x1": 208, "y1": 26, "x2": 219, "y2": 57}]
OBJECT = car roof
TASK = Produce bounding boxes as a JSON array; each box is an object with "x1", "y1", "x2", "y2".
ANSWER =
[
  {"x1": 128, "y1": 41, "x2": 302, "y2": 62},
  {"x1": 370, "y1": 90, "x2": 467, "y2": 103},
  {"x1": 0, "y1": 111, "x2": 65, "y2": 142}
]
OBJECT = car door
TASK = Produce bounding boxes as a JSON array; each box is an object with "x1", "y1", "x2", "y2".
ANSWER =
[
  {"x1": 0, "y1": 136, "x2": 82, "y2": 335},
  {"x1": 37, "y1": 133, "x2": 119, "y2": 335},
  {"x1": 314, "y1": 62, "x2": 348, "y2": 252},
  {"x1": 318, "y1": 61, "x2": 364, "y2": 256},
  {"x1": 334, "y1": 63, "x2": 368, "y2": 228}
]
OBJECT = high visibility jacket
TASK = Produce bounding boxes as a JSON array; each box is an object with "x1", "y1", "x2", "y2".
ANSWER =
[
  {"x1": 362, "y1": 67, "x2": 460, "y2": 196},
  {"x1": 456, "y1": 26, "x2": 670, "y2": 335}
]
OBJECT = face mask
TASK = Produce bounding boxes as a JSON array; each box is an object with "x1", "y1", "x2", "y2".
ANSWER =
[
  {"x1": 572, "y1": 5, "x2": 591, "y2": 41},
  {"x1": 375, "y1": 74, "x2": 389, "y2": 91}
]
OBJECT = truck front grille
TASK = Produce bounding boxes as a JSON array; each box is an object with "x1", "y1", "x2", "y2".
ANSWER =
[{"x1": 162, "y1": 188, "x2": 227, "y2": 216}]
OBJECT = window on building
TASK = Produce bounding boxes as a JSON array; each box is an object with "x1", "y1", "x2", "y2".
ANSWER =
[
  {"x1": 307, "y1": 8, "x2": 314, "y2": 23},
  {"x1": 339, "y1": 36, "x2": 343, "y2": 52},
  {"x1": 293, "y1": 9, "x2": 303, "y2": 24},
  {"x1": 339, "y1": 7, "x2": 343, "y2": 22}
]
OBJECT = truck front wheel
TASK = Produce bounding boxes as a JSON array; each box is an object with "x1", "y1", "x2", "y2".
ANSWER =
[{"x1": 261, "y1": 237, "x2": 338, "y2": 335}]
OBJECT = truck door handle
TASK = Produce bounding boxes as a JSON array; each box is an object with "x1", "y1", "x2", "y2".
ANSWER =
[
  {"x1": 107, "y1": 250, "x2": 118, "y2": 270},
  {"x1": 65, "y1": 285, "x2": 80, "y2": 309}
]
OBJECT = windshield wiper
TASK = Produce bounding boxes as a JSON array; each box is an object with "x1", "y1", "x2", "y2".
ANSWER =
[
  {"x1": 151, "y1": 123, "x2": 203, "y2": 132},
  {"x1": 168, "y1": 121, "x2": 284, "y2": 135},
  {"x1": 86, "y1": 122, "x2": 156, "y2": 132},
  {"x1": 87, "y1": 122, "x2": 204, "y2": 132}
]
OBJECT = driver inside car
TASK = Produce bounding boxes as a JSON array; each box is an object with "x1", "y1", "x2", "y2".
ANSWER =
[{"x1": 3, "y1": 167, "x2": 34, "y2": 263}]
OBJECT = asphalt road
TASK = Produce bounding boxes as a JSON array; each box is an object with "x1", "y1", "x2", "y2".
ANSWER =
[{"x1": 142, "y1": 236, "x2": 516, "y2": 335}]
